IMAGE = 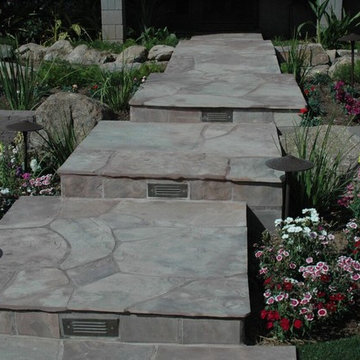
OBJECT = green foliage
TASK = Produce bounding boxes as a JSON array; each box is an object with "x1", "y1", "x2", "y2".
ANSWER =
[
  {"x1": 308, "y1": 0, "x2": 331, "y2": 44},
  {"x1": 36, "y1": 115, "x2": 79, "y2": 172},
  {"x1": 36, "y1": 61, "x2": 103, "y2": 88},
  {"x1": 332, "y1": 60, "x2": 360, "y2": 84},
  {"x1": 298, "y1": 336, "x2": 360, "y2": 360},
  {"x1": 43, "y1": 17, "x2": 92, "y2": 46},
  {"x1": 288, "y1": 124, "x2": 355, "y2": 217},
  {"x1": 321, "y1": 9, "x2": 360, "y2": 49},
  {"x1": 0, "y1": 0, "x2": 101, "y2": 45},
  {"x1": 136, "y1": 27, "x2": 179, "y2": 50},
  {"x1": 0, "y1": 55, "x2": 48, "y2": 110},
  {"x1": 279, "y1": 37, "x2": 309, "y2": 85},
  {"x1": 91, "y1": 62, "x2": 165, "y2": 113}
]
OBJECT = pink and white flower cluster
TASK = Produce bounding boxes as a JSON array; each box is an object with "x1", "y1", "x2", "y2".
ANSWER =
[{"x1": 255, "y1": 209, "x2": 360, "y2": 341}]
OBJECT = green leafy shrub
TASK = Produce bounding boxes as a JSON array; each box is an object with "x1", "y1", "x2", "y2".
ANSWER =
[
  {"x1": 286, "y1": 124, "x2": 355, "y2": 217},
  {"x1": 332, "y1": 60, "x2": 360, "y2": 84},
  {"x1": 279, "y1": 37, "x2": 309, "y2": 85},
  {"x1": 0, "y1": 55, "x2": 48, "y2": 110},
  {"x1": 136, "y1": 27, "x2": 179, "y2": 50},
  {"x1": 36, "y1": 115, "x2": 80, "y2": 172},
  {"x1": 321, "y1": 8, "x2": 360, "y2": 49},
  {"x1": 91, "y1": 62, "x2": 165, "y2": 112},
  {"x1": 36, "y1": 61, "x2": 103, "y2": 88}
]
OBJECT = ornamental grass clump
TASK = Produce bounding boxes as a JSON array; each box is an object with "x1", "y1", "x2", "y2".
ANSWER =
[{"x1": 255, "y1": 209, "x2": 360, "y2": 342}]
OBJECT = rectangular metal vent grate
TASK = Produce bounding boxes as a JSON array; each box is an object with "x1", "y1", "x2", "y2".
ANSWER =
[
  {"x1": 148, "y1": 183, "x2": 188, "y2": 198},
  {"x1": 62, "y1": 319, "x2": 118, "y2": 337},
  {"x1": 201, "y1": 110, "x2": 233, "y2": 122}
]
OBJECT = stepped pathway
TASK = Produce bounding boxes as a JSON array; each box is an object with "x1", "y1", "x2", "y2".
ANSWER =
[
  {"x1": 130, "y1": 33, "x2": 305, "y2": 127},
  {"x1": 0, "y1": 34, "x2": 297, "y2": 359}
]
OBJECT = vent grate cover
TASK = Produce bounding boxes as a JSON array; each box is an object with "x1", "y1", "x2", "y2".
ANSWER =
[
  {"x1": 62, "y1": 319, "x2": 118, "y2": 337},
  {"x1": 201, "y1": 110, "x2": 233, "y2": 122},
  {"x1": 148, "y1": 183, "x2": 188, "y2": 198}
]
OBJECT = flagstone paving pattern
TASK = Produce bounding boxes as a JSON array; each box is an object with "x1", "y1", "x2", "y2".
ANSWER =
[
  {"x1": 0, "y1": 197, "x2": 248, "y2": 315},
  {"x1": 130, "y1": 33, "x2": 306, "y2": 123},
  {"x1": 0, "y1": 335, "x2": 297, "y2": 360},
  {"x1": 0, "y1": 33, "x2": 298, "y2": 359}
]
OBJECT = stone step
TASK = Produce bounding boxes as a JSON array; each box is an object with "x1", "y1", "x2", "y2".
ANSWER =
[
  {"x1": 129, "y1": 33, "x2": 305, "y2": 124},
  {"x1": 0, "y1": 335, "x2": 297, "y2": 360},
  {"x1": 0, "y1": 196, "x2": 249, "y2": 344},
  {"x1": 58, "y1": 121, "x2": 283, "y2": 229}
]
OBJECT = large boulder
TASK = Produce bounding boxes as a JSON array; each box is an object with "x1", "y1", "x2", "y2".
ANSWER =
[
  {"x1": 116, "y1": 45, "x2": 148, "y2": 64},
  {"x1": 100, "y1": 62, "x2": 142, "y2": 73},
  {"x1": 66, "y1": 44, "x2": 109, "y2": 65},
  {"x1": 276, "y1": 43, "x2": 329, "y2": 67},
  {"x1": 328, "y1": 56, "x2": 355, "y2": 79},
  {"x1": 43, "y1": 40, "x2": 73, "y2": 61},
  {"x1": 148, "y1": 45, "x2": 174, "y2": 61},
  {"x1": 17, "y1": 43, "x2": 46, "y2": 63},
  {"x1": 34, "y1": 92, "x2": 115, "y2": 146}
]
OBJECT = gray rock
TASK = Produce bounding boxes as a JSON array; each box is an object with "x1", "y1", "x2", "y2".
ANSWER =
[
  {"x1": 43, "y1": 40, "x2": 73, "y2": 61},
  {"x1": 301, "y1": 43, "x2": 329, "y2": 66},
  {"x1": 148, "y1": 45, "x2": 174, "y2": 61},
  {"x1": 17, "y1": 43, "x2": 46, "y2": 63},
  {"x1": 326, "y1": 49, "x2": 338, "y2": 64},
  {"x1": 116, "y1": 45, "x2": 147, "y2": 64},
  {"x1": 305, "y1": 64, "x2": 329, "y2": 79},
  {"x1": 100, "y1": 61, "x2": 142, "y2": 73},
  {"x1": 66, "y1": 44, "x2": 108, "y2": 65},
  {"x1": 328, "y1": 56, "x2": 352, "y2": 78},
  {"x1": 0, "y1": 44, "x2": 13, "y2": 60},
  {"x1": 34, "y1": 92, "x2": 115, "y2": 147}
]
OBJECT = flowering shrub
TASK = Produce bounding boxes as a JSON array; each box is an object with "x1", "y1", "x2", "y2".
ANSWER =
[
  {"x1": 0, "y1": 139, "x2": 58, "y2": 218},
  {"x1": 338, "y1": 168, "x2": 360, "y2": 219},
  {"x1": 255, "y1": 209, "x2": 359, "y2": 341},
  {"x1": 333, "y1": 81, "x2": 360, "y2": 120}
]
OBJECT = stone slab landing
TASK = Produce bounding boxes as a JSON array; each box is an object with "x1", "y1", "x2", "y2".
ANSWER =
[
  {"x1": 58, "y1": 121, "x2": 283, "y2": 228},
  {"x1": 130, "y1": 33, "x2": 305, "y2": 124},
  {"x1": 0, "y1": 196, "x2": 249, "y2": 343}
]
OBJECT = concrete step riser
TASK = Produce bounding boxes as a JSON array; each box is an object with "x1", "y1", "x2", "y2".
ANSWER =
[{"x1": 0, "y1": 311, "x2": 245, "y2": 344}]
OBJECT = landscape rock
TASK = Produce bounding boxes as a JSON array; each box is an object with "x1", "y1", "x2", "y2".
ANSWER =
[
  {"x1": 326, "y1": 49, "x2": 338, "y2": 64},
  {"x1": 328, "y1": 56, "x2": 354, "y2": 78},
  {"x1": 116, "y1": 45, "x2": 147, "y2": 64},
  {"x1": 305, "y1": 64, "x2": 329, "y2": 79},
  {"x1": 148, "y1": 45, "x2": 175, "y2": 61},
  {"x1": 17, "y1": 43, "x2": 46, "y2": 63},
  {"x1": 34, "y1": 92, "x2": 115, "y2": 146},
  {"x1": 43, "y1": 40, "x2": 73, "y2": 61},
  {"x1": 66, "y1": 44, "x2": 109, "y2": 65},
  {"x1": 337, "y1": 49, "x2": 352, "y2": 57},
  {"x1": 100, "y1": 62, "x2": 142, "y2": 73},
  {"x1": 0, "y1": 44, "x2": 13, "y2": 60},
  {"x1": 302, "y1": 43, "x2": 329, "y2": 66}
]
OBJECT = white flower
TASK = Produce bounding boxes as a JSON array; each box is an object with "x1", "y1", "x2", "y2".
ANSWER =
[
  {"x1": 0, "y1": 188, "x2": 10, "y2": 195},
  {"x1": 30, "y1": 158, "x2": 40, "y2": 172},
  {"x1": 274, "y1": 218, "x2": 282, "y2": 226}
]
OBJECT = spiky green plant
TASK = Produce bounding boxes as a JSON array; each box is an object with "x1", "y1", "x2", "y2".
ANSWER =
[
  {"x1": 0, "y1": 54, "x2": 47, "y2": 110},
  {"x1": 287, "y1": 124, "x2": 356, "y2": 217}
]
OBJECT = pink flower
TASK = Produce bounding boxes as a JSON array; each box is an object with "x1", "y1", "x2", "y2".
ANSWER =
[
  {"x1": 305, "y1": 313, "x2": 314, "y2": 321},
  {"x1": 306, "y1": 257, "x2": 313, "y2": 264},
  {"x1": 275, "y1": 293, "x2": 285, "y2": 302},
  {"x1": 289, "y1": 262, "x2": 297, "y2": 269},
  {"x1": 264, "y1": 289, "x2": 271, "y2": 298},
  {"x1": 300, "y1": 307, "x2": 308, "y2": 315},
  {"x1": 255, "y1": 251, "x2": 263, "y2": 258},
  {"x1": 351, "y1": 273, "x2": 360, "y2": 281},
  {"x1": 318, "y1": 308, "x2": 327, "y2": 317},
  {"x1": 276, "y1": 255, "x2": 283, "y2": 262},
  {"x1": 290, "y1": 298, "x2": 299, "y2": 307},
  {"x1": 259, "y1": 267, "x2": 268, "y2": 275},
  {"x1": 266, "y1": 297, "x2": 275, "y2": 305},
  {"x1": 22, "y1": 173, "x2": 31, "y2": 180}
]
